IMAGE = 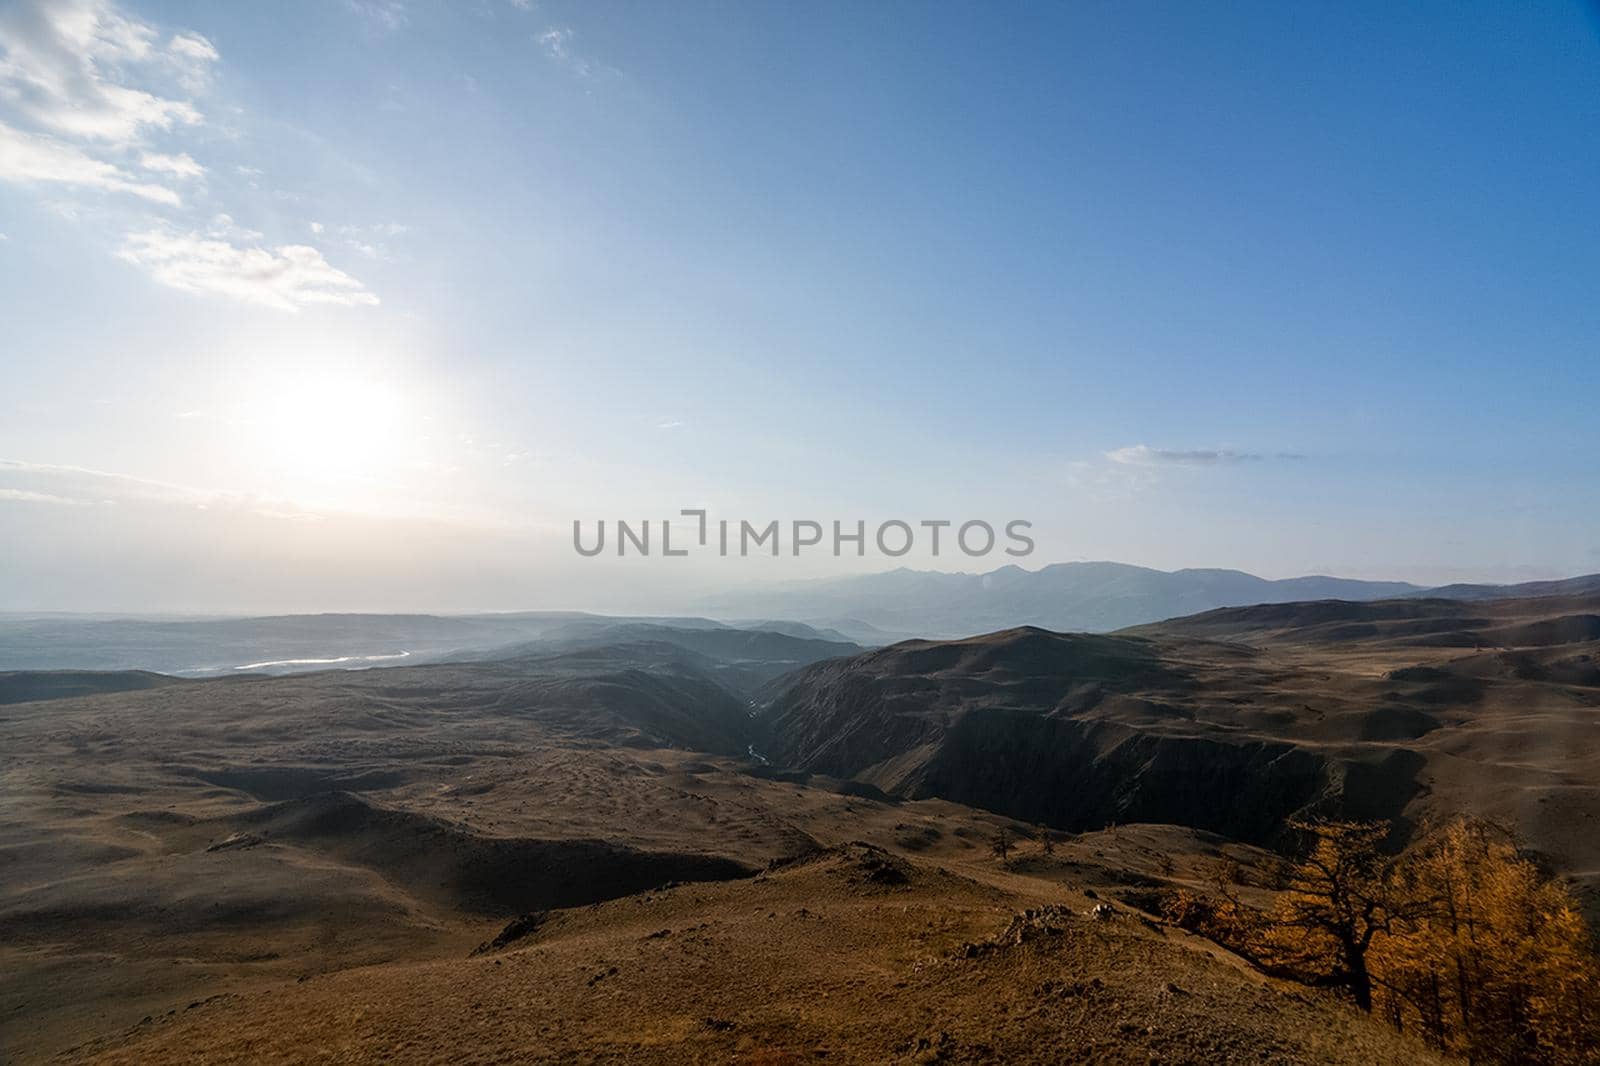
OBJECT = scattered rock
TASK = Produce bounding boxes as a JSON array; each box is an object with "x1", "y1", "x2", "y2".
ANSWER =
[
  {"x1": 958, "y1": 906, "x2": 1075, "y2": 958},
  {"x1": 472, "y1": 911, "x2": 548, "y2": 956},
  {"x1": 205, "y1": 832, "x2": 263, "y2": 853},
  {"x1": 902, "y1": 1029, "x2": 956, "y2": 1062}
]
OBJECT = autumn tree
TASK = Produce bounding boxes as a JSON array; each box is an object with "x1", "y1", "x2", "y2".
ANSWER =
[
  {"x1": 1159, "y1": 816, "x2": 1600, "y2": 1061},
  {"x1": 1258, "y1": 819, "x2": 1421, "y2": 1011},
  {"x1": 1370, "y1": 819, "x2": 1600, "y2": 1064}
]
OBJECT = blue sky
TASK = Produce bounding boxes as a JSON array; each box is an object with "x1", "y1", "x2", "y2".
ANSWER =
[{"x1": 1, "y1": 1, "x2": 1597, "y2": 611}]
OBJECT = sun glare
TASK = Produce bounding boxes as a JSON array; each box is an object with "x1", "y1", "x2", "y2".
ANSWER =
[{"x1": 243, "y1": 371, "x2": 411, "y2": 487}]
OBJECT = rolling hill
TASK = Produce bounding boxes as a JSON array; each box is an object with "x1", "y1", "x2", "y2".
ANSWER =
[
  {"x1": 757, "y1": 592, "x2": 1600, "y2": 892},
  {"x1": 699, "y1": 562, "x2": 1600, "y2": 640},
  {"x1": 6, "y1": 585, "x2": 1599, "y2": 1062}
]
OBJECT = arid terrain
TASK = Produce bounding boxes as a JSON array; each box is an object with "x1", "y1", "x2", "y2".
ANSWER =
[
  {"x1": 3, "y1": 589, "x2": 1596, "y2": 1062},
  {"x1": 771, "y1": 593, "x2": 1600, "y2": 888},
  {"x1": 7, "y1": 0, "x2": 1592, "y2": 1057}
]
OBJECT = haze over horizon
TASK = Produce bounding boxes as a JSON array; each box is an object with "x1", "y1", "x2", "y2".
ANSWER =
[
  {"x1": 4, "y1": 0, "x2": 1598, "y2": 613},
  {"x1": 8, "y1": 8, "x2": 1600, "y2": 1061},
  {"x1": 1, "y1": 556, "x2": 1594, "y2": 622}
]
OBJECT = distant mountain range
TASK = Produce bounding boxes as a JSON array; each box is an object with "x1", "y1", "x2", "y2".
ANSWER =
[
  {"x1": 4, "y1": 565, "x2": 1594, "y2": 673},
  {"x1": 697, "y1": 562, "x2": 1600, "y2": 641}
]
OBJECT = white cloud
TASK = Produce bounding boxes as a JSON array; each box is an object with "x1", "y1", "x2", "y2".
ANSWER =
[
  {"x1": 309, "y1": 221, "x2": 324, "y2": 234},
  {"x1": 166, "y1": 32, "x2": 219, "y2": 93},
  {"x1": 0, "y1": 487, "x2": 90, "y2": 506},
  {"x1": 205, "y1": 212, "x2": 263, "y2": 241},
  {"x1": 538, "y1": 27, "x2": 592, "y2": 76},
  {"x1": 0, "y1": 459, "x2": 321, "y2": 519},
  {"x1": 0, "y1": 0, "x2": 208, "y2": 143},
  {"x1": 539, "y1": 27, "x2": 572, "y2": 56},
  {"x1": 0, "y1": 1, "x2": 380, "y2": 313},
  {"x1": 0, "y1": 459, "x2": 204, "y2": 507},
  {"x1": 138, "y1": 150, "x2": 203, "y2": 178},
  {"x1": 1105, "y1": 444, "x2": 1263, "y2": 467},
  {"x1": 0, "y1": 120, "x2": 179, "y2": 203},
  {"x1": 167, "y1": 32, "x2": 218, "y2": 64},
  {"x1": 1068, "y1": 442, "x2": 1302, "y2": 502},
  {"x1": 116, "y1": 229, "x2": 380, "y2": 311}
]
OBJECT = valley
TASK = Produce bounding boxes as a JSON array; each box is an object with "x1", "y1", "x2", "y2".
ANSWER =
[{"x1": 2, "y1": 586, "x2": 1596, "y2": 1062}]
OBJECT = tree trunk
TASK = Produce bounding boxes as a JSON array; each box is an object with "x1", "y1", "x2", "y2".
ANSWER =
[{"x1": 1345, "y1": 941, "x2": 1373, "y2": 1012}]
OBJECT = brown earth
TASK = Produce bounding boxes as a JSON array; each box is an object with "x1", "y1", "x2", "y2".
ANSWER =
[
  {"x1": 6, "y1": 593, "x2": 1596, "y2": 1062},
  {"x1": 0, "y1": 656, "x2": 1429, "y2": 1064},
  {"x1": 766, "y1": 594, "x2": 1600, "y2": 898}
]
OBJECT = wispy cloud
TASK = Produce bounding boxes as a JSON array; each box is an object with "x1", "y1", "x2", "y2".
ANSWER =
[
  {"x1": 346, "y1": 0, "x2": 408, "y2": 32},
  {"x1": 1070, "y1": 443, "x2": 1306, "y2": 501},
  {"x1": 0, "y1": 459, "x2": 215, "y2": 508},
  {"x1": 333, "y1": 221, "x2": 409, "y2": 261},
  {"x1": 167, "y1": 32, "x2": 219, "y2": 64},
  {"x1": 539, "y1": 27, "x2": 573, "y2": 58},
  {"x1": 0, "y1": 121, "x2": 180, "y2": 203},
  {"x1": 0, "y1": 0, "x2": 209, "y2": 144},
  {"x1": 204, "y1": 212, "x2": 262, "y2": 242},
  {"x1": 0, "y1": 459, "x2": 323, "y2": 519},
  {"x1": 538, "y1": 27, "x2": 593, "y2": 77},
  {"x1": 1104, "y1": 444, "x2": 1307, "y2": 467},
  {"x1": 0, "y1": 0, "x2": 380, "y2": 311},
  {"x1": 0, "y1": 487, "x2": 90, "y2": 506},
  {"x1": 117, "y1": 229, "x2": 380, "y2": 311},
  {"x1": 138, "y1": 150, "x2": 204, "y2": 179},
  {"x1": 1105, "y1": 444, "x2": 1264, "y2": 467}
]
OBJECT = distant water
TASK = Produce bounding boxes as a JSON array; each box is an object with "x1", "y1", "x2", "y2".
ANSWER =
[{"x1": 232, "y1": 650, "x2": 413, "y2": 671}]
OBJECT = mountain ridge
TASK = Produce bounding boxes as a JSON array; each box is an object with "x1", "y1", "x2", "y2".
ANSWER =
[{"x1": 698, "y1": 562, "x2": 1600, "y2": 641}]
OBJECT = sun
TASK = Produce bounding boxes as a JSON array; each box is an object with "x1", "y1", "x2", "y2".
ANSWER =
[{"x1": 243, "y1": 371, "x2": 411, "y2": 487}]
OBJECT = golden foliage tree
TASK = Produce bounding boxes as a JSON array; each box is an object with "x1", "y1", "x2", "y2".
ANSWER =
[
  {"x1": 1257, "y1": 819, "x2": 1423, "y2": 1011},
  {"x1": 1370, "y1": 819, "x2": 1600, "y2": 1064},
  {"x1": 1161, "y1": 816, "x2": 1600, "y2": 1061}
]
